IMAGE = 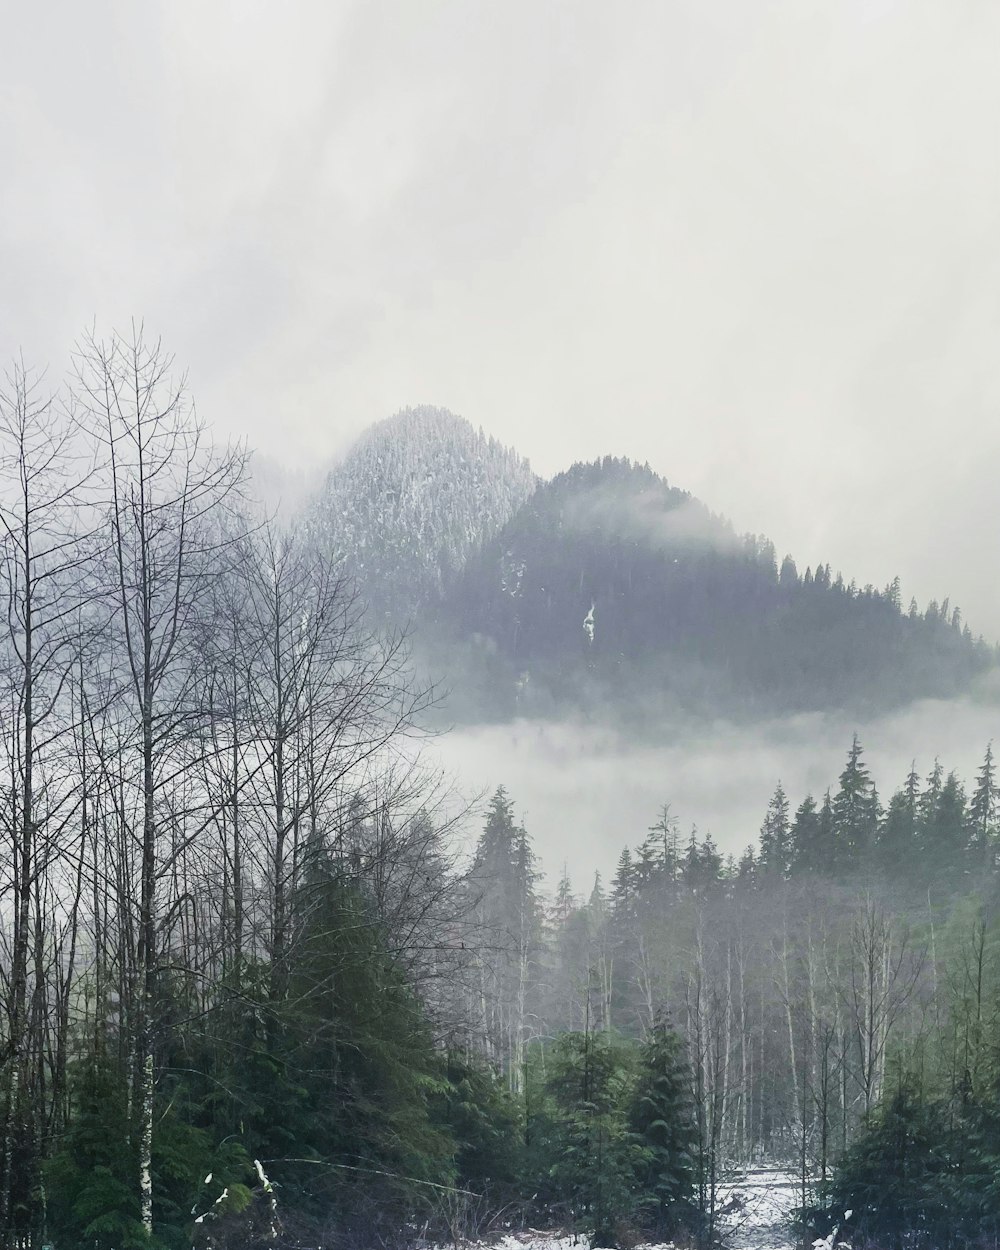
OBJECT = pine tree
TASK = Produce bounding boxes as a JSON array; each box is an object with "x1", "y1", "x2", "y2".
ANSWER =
[
  {"x1": 970, "y1": 743, "x2": 997, "y2": 869},
  {"x1": 629, "y1": 1019, "x2": 696, "y2": 1239},
  {"x1": 759, "y1": 782, "x2": 792, "y2": 880},
  {"x1": 877, "y1": 766, "x2": 921, "y2": 876},
  {"x1": 832, "y1": 736, "x2": 879, "y2": 869}
]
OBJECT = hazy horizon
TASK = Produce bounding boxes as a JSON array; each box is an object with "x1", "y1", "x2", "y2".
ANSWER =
[{"x1": 4, "y1": 2, "x2": 1000, "y2": 639}]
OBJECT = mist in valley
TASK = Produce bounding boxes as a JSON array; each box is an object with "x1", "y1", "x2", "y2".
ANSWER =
[
  {"x1": 4, "y1": 5, "x2": 1000, "y2": 1250},
  {"x1": 433, "y1": 692, "x2": 1000, "y2": 879}
]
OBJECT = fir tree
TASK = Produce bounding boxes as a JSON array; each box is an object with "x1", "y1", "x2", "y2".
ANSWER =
[
  {"x1": 629, "y1": 1019, "x2": 697, "y2": 1239},
  {"x1": 759, "y1": 782, "x2": 792, "y2": 879},
  {"x1": 832, "y1": 736, "x2": 879, "y2": 869},
  {"x1": 877, "y1": 769, "x2": 921, "y2": 877},
  {"x1": 970, "y1": 743, "x2": 997, "y2": 869}
]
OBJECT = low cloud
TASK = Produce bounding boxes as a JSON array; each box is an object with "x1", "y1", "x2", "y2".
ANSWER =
[
  {"x1": 561, "y1": 479, "x2": 741, "y2": 556},
  {"x1": 429, "y1": 694, "x2": 1000, "y2": 888}
]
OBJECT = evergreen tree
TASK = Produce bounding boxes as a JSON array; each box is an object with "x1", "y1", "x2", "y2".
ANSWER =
[
  {"x1": 736, "y1": 844, "x2": 757, "y2": 886},
  {"x1": 789, "y1": 794, "x2": 818, "y2": 875},
  {"x1": 611, "y1": 848, "x2": 636, "y2": 921},
  {"x1": 553, "y1": 865, "x2": 576, "y2": 925},
  {"x1": 759, "y1": 782, "x2": 792, "y2": 880},
  {"x1": 792, "y1": 790, "x2": 838, "y2": 875},
  {"x1": 918, "y1": 758, "x2": 944, "y2": 834},
  {"x1": 822, "y1": 1074, "x2": 950, "y2": 1250},
  {"x1": 832, "y1": 736, "x2": 879, "y2": 868},
  {"x1": 970, "y1": 743, "x2": 997, "y2": 869},
  {"x1": 629, "y1": 1020, "x2": 696, "y2": 1239},
  {"x1": 639, "y1": 804, "x2": 680, "y2": 891},
  {"x1": 538, "y1": 1030, "x2": 638, "y2": 1244},
  {"x1": 435, "y1": 1053, "x2": 521, "y2": 1204},
  {"x1": 876, "y1": 765, "x2": 920, "y2": 876},
  {"x1": 919, "y1": 768, "x2": 970, "y2": 880},
  {"x1": 467, "y1": 788, "x2": 543, "y2": 1076}
]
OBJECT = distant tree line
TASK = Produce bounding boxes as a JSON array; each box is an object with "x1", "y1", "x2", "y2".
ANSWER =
[
  {"x1": 1, "y1": 332, "x2": 998, "y2": 1250},
  {"x1": 434, "y1": 457, "x2": 995, "y2": 722}
]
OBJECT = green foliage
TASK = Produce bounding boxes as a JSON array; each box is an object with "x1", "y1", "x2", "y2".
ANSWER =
[
  {"x1": 819, "y1": 1044, "x2": 1000, "y2": 1248},
  {"x1": 823, "y1": 1074, "x2": 952, "y2": 1250},
  {"x1": 434, "y1": 1053, "x2": 522, "y2": 1201},
  {"x1": 44, "y1": 1062, "x2": 146, "y2": 1250},
  {"x1": 628, "y1": 1021, "x2": 696, "y2": 1239},
  {"x1": 44, "y1": 1058, "x2": 251, "y2": 1250},
  {"x1": 531, "y1": 1030, "x2": 640, "y2": 1244},
  {"x1": 239, "y1": 869, "x2": 458, "y2": 1242}
]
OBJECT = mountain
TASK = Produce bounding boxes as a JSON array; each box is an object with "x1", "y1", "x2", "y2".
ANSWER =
[
  {"x1": 311, "y1": 406, "x2": 536, "y2": 620},
  {"x1": 426, "y1": 457, "x2": 996, "y2": 722},
  {"x1": 311, "y1": 413, "x2": 995, "y2": 725}
]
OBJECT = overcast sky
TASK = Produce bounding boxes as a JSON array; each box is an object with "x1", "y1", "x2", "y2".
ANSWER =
[{"x1": 4, "y1": 1, "x2": 1000, "y2": 634}]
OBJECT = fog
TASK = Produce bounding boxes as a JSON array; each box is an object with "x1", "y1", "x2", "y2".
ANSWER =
[
  {"x1": 3, "y1": 3, "x2": 1000, "y2": 637},
  {"x1": 431, "y1": 693, "x2": 1000, "y2": 885},
  {"x1": 562, "y1": 479, "x2": 740, "y2": 555}
]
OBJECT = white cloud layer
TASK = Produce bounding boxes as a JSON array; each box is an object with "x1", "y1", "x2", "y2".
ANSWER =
[
  {"x1": 431, "y1": 694, "x2": 1000, "y2": 882},
  {"x1": 3, "y1": 1, "x2": 1000, "y2": 633}
]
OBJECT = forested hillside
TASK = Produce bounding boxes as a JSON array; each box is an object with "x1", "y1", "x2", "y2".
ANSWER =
[
  {"x1": 434, "y1": 457, "x2": 995, "y2": 721},
  {"x1": 311, "y1": 406, "x2": 535, "y2": 621},
  {"x1": 310, "y1": 420, "x2": 996, "y2": 727},
  {"x1": 1, "y1": 339, "x2": 999, "y2": 1250}
]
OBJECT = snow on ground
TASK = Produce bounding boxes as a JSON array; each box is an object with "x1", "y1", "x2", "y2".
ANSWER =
[
  {"x1": 442, "y1": 1169, "x2": 801, "y2": 1250},
  {"x1": 716, "y1": 1168, "x2": 801, "y2": 1250},
  {"x1": 462, "y1": 1237, "x2": 676, "y2": 1250}
]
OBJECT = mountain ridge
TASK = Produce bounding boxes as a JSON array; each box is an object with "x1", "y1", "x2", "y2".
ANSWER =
[
  {"x1": 310, "y1": 405, "x2": 536, "y2": 621},
  {"x1": 310, "y1": 413, "x2": 997, "y2": 725}
]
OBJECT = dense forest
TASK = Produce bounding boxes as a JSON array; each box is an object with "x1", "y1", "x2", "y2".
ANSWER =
[
  {"x1": 311, "y1": 416, "x2": 997, "y2": 725},
  {"x1": 311, "y1": 406, "x2": 536, "y2": 623},
  {"x1": 433, "y1": 457, "x2": 996, "y2": 721},
  {"x1": 1, "y1": 339, "x2": 999, "y2": 1250}
]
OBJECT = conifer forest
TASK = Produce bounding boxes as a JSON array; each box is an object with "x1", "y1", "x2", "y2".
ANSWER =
[
  {"x1": 0, "y1": 334, "x2": 998, "y2": 1250},
  {"x1": 4, "y1": 6, "x2": 1000, "y2": 1250}
]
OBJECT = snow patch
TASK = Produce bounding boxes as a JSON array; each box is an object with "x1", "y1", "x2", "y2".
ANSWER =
[{"x1": 457, "y1": 1238, "x2": 676, "y2": 1250}]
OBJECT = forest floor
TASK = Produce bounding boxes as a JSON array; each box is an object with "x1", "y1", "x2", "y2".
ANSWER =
[
  {"x1": 716, "y1": 1167, "x2": 801, "y2": 1249},
  {"x1": 461, "y1": 1166, "x2": 801, "y2": 1250}
]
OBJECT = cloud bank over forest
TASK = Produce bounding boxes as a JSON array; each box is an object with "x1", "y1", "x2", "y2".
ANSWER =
[
  {"x1": 3, "y1": 3, "x2": 1000, "y2": 635},
  {"x1": 432, "y1": 692, "x2": 1000, "y2": 879}
]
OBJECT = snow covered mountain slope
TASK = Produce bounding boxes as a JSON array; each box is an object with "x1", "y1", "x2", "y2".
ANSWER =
[
  {"x1": 311, "y1": 416, "x2": 995, "y2": 726},
  {"x1": 312, "y1": 406, "x2": 535, "y2": 622}
]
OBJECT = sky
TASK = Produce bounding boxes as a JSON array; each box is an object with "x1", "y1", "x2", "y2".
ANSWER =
[{"x1": 3, "y1": 1, "x2": 1000, "y2": 636}]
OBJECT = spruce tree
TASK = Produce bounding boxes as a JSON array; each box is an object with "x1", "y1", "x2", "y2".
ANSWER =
[
  {"x1": 920, "y1": 769, "x2": 970, "y2": 880},
  {"x1": 832, "y1": 736, "x2": 879, "y2": 869},
  {"x1": 759, "y1": 782, "x2": 792, "y2": 880},
  {"x1": 970, "y1": 743, "x2": 997, "y2": 869},
  {"x1": 629, "y1": 1020, "x2": 696, "y2": 1239}
]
